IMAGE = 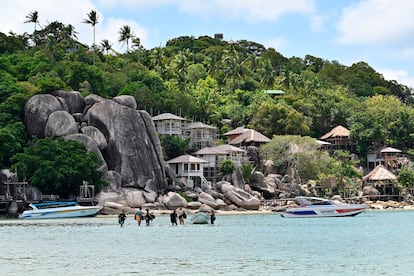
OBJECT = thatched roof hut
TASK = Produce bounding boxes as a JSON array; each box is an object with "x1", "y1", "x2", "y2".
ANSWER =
[
  {"x1": 363, "y1": 165, "x2": 397, "y2": 195},
  {"x1": 319, "y1": 125, "x2": 354, "y2": 152}
]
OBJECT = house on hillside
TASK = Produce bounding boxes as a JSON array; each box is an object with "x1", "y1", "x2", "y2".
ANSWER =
[
  {"x1": 367, "y1": 146, "x2": 403, "y2": 171},
  {"x1": 166, "y1": 154, "x2": 211, "y2": 190},
  {"x1": 224, "y1": 127, "x2": 270, "y2": 148},
  {"x1": 194, "y1": 144, "x2": 247, "y2": 184},
  {"x1": 363, "y1": 164, "x2": 397, "y2": 195},
  {"x1": 184, "y1": 122, "x2": 218, "y2": 150},
  {"x1": 152, "y1": 113, "x2": 187, "y2": 136},
  {"x1": 319, "y1": 125, "x2": 355, "y2": 152}
]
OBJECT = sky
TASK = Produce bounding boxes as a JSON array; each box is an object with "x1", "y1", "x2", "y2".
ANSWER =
[{"x1": 3, "y1": 0, "x2": 414, "y2": 88}]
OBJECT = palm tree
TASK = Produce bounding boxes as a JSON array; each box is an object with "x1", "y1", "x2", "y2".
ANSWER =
[
  {"x1": 82, "y1": 10, "x2": 99, "y2": 48},
  {"x1": 24, "y1": 11, "x2": 39, "y2": 33},
  {"x1": 100, "y1": 39, "x2": 113, "y2": 55},
  {"x1": 118, "y1": 25, "x2": 134, "y2": 53}
]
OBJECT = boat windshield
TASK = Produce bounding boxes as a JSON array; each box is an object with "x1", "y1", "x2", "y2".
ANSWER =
[
  {"x1": 32, "y1": 202, "x2": 77, "y2": 209},
  {"x1": 295, "y1": 197, "x2": 333, "y2": 207}
]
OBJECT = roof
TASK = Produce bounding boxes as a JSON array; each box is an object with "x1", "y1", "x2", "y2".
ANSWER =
[
  {"x1": 185, "y1": 122, "x2": 217, "y2": 130},
  {"x1": 362, "y1": 165, "x2": 397, "y2": 182},
  {"x1": 166, "y1": 154, "x2": 208, "y2": 164},
  {"x1": 223, "y1": 127, "x2": 246, "y2": 136},
  {"x1": 229, "y1": 129, "x2": 270, "y2": 145},
  {"x1": 320, "y1": 125, "x2": 350, "y2": 140},
  {"x1": 194, "y1": 144, "x2": 246, "y2": 155},
  {"x1": 152, "y1": 113, "x2": 186, "y2": 121},
  {"x1": 263, "y1": 89, "x2": 285, "y2": 95},
  {"x1": 380, "y1": 147, "x2": 402, "y2": 153}
]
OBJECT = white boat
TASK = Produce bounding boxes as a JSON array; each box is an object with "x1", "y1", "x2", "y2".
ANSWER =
[
  {"x1": 190, "y1": 212, "x2": 210, "y2": 224},
  {"x1": 19, "y1": 201, "x2": 103, "y2": 219},
  {"x1": 281, "y1": 196, "x2": 366, "y2": 218}
]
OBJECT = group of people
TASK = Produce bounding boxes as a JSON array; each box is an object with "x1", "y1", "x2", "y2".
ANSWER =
[
  {"x1": 118, "y1": 207, "x2": 216, "y2": 227},
  {"x1": 169, "y1": 207, "x2": 187, "y2": 226},
  {"x1": 170, "y1": 208, "x2": 216, "y2": 226},
  {"x1": 118, "y1": 207, "x2": 155, "y2": 227}
]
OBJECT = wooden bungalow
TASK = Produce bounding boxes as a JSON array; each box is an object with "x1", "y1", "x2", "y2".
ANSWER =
[
  {"x1": 184, "y1": 122, "x2": 218, "y2": 150},
  {"x1": 224, "y1": 127, "x2": 270, "y2": 148},
  {"x1": 319, "y1": 125, "x2": 355, "y2": 152},
  {"x1": 166, "y1": 154, "x2": 211, "y2": 189},
  {"x1": 194, "y1": 144, "x2": 247, "y2": 184},
  {"x1": 152, "y1": 113, "x2": 187, "y2": 136},
  {"x1": 363, "y1": 165, "x2": 397, "y2": 196},
  {"x1": 367, "y1": 146, "x2": 402, "y2": 171}
]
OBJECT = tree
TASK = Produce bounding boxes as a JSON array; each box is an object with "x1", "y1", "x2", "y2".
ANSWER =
[
  {"x1": 118, "y1": 25, "x2": 134, "y2": 53},
  {"x1": 260, "y1": 135, "x2": 333, "y2": 181},
  {"x1": 82, "y1": 10, "x2": 99, "y2": 48},
  {"x1": 24, "y1": 11, "x2": 39, "y2": 33},
  {"x1": 220, "y1": 159, "x2": 235, "y2": 175},
  {"x1": 331, "y1": 150, "x2": 362, "y2": 193},
  {"x1": 397, "y1": 166, "x2": 414, "y2": 188},
  {"x1": 11, "y1": 138, "x2": 105, "y2": 198},
  {"x1": 100, "y1": 39, "x2": 113, "y2": 55},
  {"x1": 249, "y1": 100, "x2": 311, "y2": 137},
  {"x1": 160, "y1": 135, "x2": 191, "y2": 160}
]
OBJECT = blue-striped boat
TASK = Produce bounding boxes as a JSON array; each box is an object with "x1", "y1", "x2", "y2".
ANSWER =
[{"x1": 281, "y1": 197, "x2": 366, "y2": 218}]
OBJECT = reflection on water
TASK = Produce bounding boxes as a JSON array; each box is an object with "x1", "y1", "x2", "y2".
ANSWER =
[{"x1": 1, "y1": 211, "x2": 414, "y2": 275}]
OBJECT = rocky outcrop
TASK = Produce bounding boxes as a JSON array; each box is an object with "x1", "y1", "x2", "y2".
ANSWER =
[
  {"x1": 45, "y1": 111, "x2": 78, "y2": 138},
  {"x1": 24, "y1": 90, "x2": 168, "y2": 206},
  {"x1": 363, "y1": 186, "x2": 380, "y2": 199},
  {"x1": 87, "y1": 100, "x2": 166, "y2": 192},
  {"x1": 80, "y1": 126, "x2": 108, "y2": 150},
  {"x1": 162, "y1": 192, "x2": 188, "y2": 209},
  {"x1": 113, "y1": 95, "x2": 137, "y2": 109},
  {"x1": 217, "y1": 181, "x2": 261, "y2": 210},
  {"x1": 25, "y1": 94, "x2": 67, "y2": 138},
  {"x1": 51, "y1": 90, "x2": 85, "y2": 114}
]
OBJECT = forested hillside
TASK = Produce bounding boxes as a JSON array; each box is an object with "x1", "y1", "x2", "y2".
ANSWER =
[{"x1": 1, "y1": 16, "x2": 414, "y2": 171}]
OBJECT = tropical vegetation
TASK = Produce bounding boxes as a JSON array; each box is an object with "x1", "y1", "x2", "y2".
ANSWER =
[{"x1": 1, "y1": 10, "x2": 414, "y2": 196}]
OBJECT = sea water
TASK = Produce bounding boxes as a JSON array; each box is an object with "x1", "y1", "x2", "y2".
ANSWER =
[{"x1": 1, "y1": 210, "x2": 414, "y2": 276}]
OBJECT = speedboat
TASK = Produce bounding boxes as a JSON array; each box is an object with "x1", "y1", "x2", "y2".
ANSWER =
[
  {"x1": 281, "y1": 196, "x2": 366, "y2": 218},
  {"x1": 19, "y1": 201, "x2": 103, "y2": 219},
  {"x1": 190, "y1": 212, "x2": 210, "y2": 224}
]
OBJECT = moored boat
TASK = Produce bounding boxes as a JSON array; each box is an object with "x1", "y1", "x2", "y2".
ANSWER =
[
  {"x1": 190, "y1": 212, "x2": 210, "y2": 224},
  {"x1": 281, "y1": 196, "x2": 366, "y2": 218},
  {"x1": 19, "y1": 201, "x2": 102, "y2": 219}
]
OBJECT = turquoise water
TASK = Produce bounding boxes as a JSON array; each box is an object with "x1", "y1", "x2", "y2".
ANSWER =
[{"x1": 1, "y1": 210, "x2": 414, "y2": 275}]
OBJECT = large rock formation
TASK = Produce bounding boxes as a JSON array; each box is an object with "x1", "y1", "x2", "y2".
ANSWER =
[
  {"x1": 24, "y1": 90, "x2": 168, "y2": 199},
  {"x1": 25, "y1": 94, "x2": 67, "y2": 138},
  {"x1": 217, "y1": 181, "x2": 261, "y2": 210},
  {"x1": 86, "y1": 99, "x2": 166, "y2": 192}
]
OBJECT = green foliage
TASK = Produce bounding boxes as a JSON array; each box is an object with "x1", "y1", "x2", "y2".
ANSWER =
[
  {"x1": 260, "y1": 135, "x2": 334, "y2": 180},
  {"x1": 331, "y1": 150, "x2": 362, "y2": 189},
  {"x1": 241, "y1": 163, "x2": 255, "y2": 184},
  {"x1": 397, "y1": 166, "x2": 414, "y2": 187},
  {"x1": 177, "y1": 191, "x2": 193, "y2": 202},
  {"x1": 160, "y1": 135, "x2": 191, "y2": 160},
  {"x1": 0, "y1": 122, "x2": 26, "y2": 168},
  {"x1": 11, "y1": 138, "x2": 105, "y2": 198},
  {"x1": 349, "y1": 95, "x2": 414, "y2": 155},
  {"x1": 220, "y1": 159, "x2": 235, "y2": 175}
]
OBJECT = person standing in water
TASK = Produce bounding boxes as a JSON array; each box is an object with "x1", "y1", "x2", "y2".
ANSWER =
[
  {"x1": 144, "y1": 208, "x2": 155, "y2": 226},
  {"x1": 170, "y1": 209, "x2": 178, "y2": 226},
  {"x1": 177, "y1": 207, "x2": 186, "y2": 225},
  {"x1": 118, "y1": 212, "x2": 127, "y2": 227},
  {"x1": 135, "y1": 207, "x2": 143, "y2": 226},
  {"x1": 210, "y1": 210, "x2": 216, "y2": 225}
]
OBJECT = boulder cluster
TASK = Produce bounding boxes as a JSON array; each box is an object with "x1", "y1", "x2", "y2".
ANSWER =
[
  {"x1": 24, "y1": 90, "x2": 396, "y2": 214},
  {"x1": 24, "y1": 90, "x2": 167, "y2": 194}
]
